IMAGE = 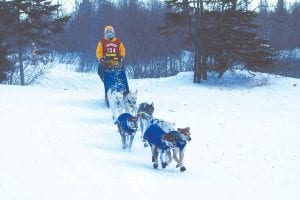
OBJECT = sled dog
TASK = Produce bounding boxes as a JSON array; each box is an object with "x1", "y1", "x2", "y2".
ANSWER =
[
  {"x1": 169, "y1": 127, "x2": 192, "y2": 172},
  {"x1": 143, "y1": 124, "x2": 176, "y2": 169},
  {"x1": 143, "y1": 125, "x2": 191, "y2": 171},
  {"x1": 146, "y1": 117, "x2": 176, "y2": 133},
  {"x1": 137, "y1": 102, "x2": 154, "y2": 135},
  {"x1": 115, "y1": 113, "x2": 138, "y2": 150},
  {"x1": 107, "y1": 88, "x2": 125, "y2": 120},
  {"x1": 123, "y1": 90, "x2": 138, "y2": 115}
]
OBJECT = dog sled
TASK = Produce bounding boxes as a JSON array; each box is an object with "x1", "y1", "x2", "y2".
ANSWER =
[{"x1": 103, "y1": 65, "x2": 129, "y2": 107}]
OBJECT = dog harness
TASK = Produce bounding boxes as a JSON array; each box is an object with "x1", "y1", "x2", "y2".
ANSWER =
[
  {"x1": 116, "y1": 113, "x2": 137, "y2": 135},
  {"x1": 168, "y1": 130, "x2": 187, "y2": 151},
  {"x1": 162, "y1": 130, "x2": 188, "y2": 151}
]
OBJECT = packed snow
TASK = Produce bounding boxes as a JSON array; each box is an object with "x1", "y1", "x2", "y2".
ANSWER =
[{"x1": 0, "y1": 63, "x2": 300, "y2": 200}]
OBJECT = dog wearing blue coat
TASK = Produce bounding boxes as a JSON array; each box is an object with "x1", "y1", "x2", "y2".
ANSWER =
[
  {"x1": 143, "y1": 125, "x2": 191, "y2": 171},
  {"x1": 115, "y1": 113, "x2": 138, "y2": 150},
  {"x1": 143, "y1": 124, "x2": 176, "y2": 169}
]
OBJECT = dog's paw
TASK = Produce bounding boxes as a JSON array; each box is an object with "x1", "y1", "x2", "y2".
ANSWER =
[
  {"x1": 153, "y1": 163, "x2": 158, "y2": 169},
  {"x1": 161, "y1": 162, "x2": 168, "y2": 169},
  {"x1": 180, "y1": 166, "x2": 186, "y2": 172}
]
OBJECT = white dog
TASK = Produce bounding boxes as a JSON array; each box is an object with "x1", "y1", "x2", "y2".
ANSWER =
[
  {"x1": 146, "y1": 117, "x2": 176, "y2": 133},
  {"x1": 107, "y1": 88, "x2": 125, "y2": 120},
  {"x1": 123, "y1": 90, "x2": 138, "y2": 115}
]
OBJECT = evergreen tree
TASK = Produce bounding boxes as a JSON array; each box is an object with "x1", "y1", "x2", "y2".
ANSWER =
[
  {"x1": 270, "y1": 0, "x2": 291, "y2": 49},
  {"x1": 9, "y1": 0, "x2": 69, "y2": 85},
  {"x1": 0, "y1": 1, "x2": 15, "y2": 82},
  {"x1": 211, "y1": 4, "x2": 275, "y2": 75},
  {"x1": 257, "y1": 0, "x2": 271, "y2": 40},
  {"x1": 0, "y1": 37, "x2": 11, "y2": 82},
  {"x1": 291, "y1": 2, "x2": 300, "y2": 48},
  {"x1": 162, "y1": 0, "x2": 208, "y2": 83},
  {"x1": 161, "y1": 0, "x2": 275, "y2": 81}
]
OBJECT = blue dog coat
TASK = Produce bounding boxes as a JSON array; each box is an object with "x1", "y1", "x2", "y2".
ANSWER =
[
  {"x1": 116, "y1": 113, "x2": 136, "y2": 135},
  {"x1": 143, "y1": 124, "x2": 169, "y2": 151}
]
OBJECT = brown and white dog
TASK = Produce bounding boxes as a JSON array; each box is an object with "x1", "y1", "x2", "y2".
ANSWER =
[
  {"x1": 170, "y1": 127, "x2": 192, "y2": 172},
  {"x1": 143, "y1": 125, "x2": 191, "y2": 171},
  {"x1": 157, "y1": 127, "x2": 191, "y2": 171}
]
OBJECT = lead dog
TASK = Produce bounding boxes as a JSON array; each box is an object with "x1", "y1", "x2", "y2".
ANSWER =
[
  {"x1": 143, "y1": 116, "x2": 176, "y2": 148},
  {"x1": 143, "y1": 125, "x2": 191, "y2": 171},
  {"x1": 169, "y1": 127, "x2": 191, "y2": 172},
  {"x1": 107, "y1": 88, "x2": 125, "y2": 120},
  {"x1": 143, "y1": 124, "x2": 174, "y2": 169},
  {"x1": 115, "y1": 113, "x2": 138, "y2": 150}
]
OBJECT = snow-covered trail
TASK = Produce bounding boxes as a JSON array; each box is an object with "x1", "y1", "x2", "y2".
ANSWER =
[{"x1": 0, "y1": 65, "x2": 300, "y2": 200}]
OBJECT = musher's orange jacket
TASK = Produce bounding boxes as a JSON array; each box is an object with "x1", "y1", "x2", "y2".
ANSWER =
[{"x1": 96, "y1": 37, "x2": 125, "y2": 66}]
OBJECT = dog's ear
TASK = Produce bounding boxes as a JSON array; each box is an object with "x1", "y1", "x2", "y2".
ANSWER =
[
  {"x1": 177, "y1": 127, "x2": 191, "y2": 135},
  {"x1": 178, "y1": 127, "x2": 190, "y2": 132},
  {"x1": 151, "y1": 102, "x2": 154, "y2": 106},
  {"x1": 181, "y1": 127, "x2": 191, "y2": 135}
]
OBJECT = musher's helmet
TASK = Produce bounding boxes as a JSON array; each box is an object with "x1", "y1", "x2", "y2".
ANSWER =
[{"x1": 104, "y1": 25, "x2": 115, "y2": 40}]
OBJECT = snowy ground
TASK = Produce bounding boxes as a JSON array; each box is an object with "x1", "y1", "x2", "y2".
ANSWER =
[{"x1": 0, "y1": 64, "x2": 300, "y2": 200}]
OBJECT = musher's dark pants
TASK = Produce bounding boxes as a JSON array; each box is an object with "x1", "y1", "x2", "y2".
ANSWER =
[{"x1": 97, "y1": 63, "x2": 104, "y2": 82}]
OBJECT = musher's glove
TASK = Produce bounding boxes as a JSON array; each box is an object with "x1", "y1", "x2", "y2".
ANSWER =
[
  {"x1": 99, "y1": 57, "x2": 105, "y2": 63},
  {"x1": 106, "y1": 56, "x2": 114, "y2": 61}
]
